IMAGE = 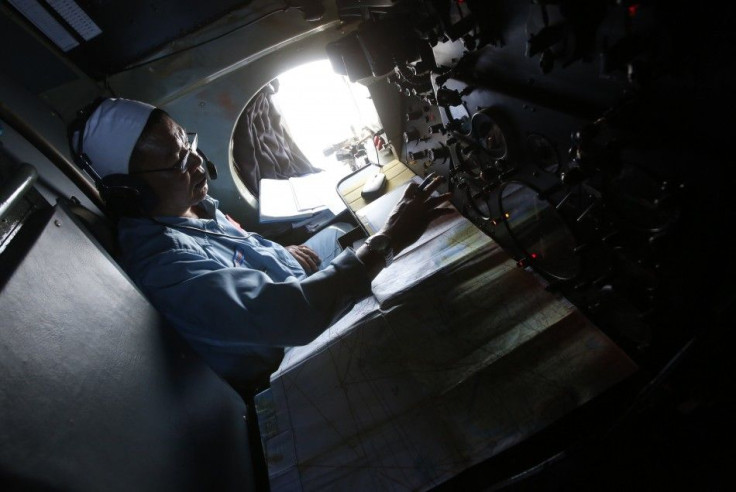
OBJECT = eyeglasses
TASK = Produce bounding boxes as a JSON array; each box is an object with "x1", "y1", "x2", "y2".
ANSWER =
[{"x1": 133, "y1": 132, "x2": 198, "y2": 175}]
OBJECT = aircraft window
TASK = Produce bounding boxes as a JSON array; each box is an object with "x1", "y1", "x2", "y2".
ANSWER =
[{"x1": 270, "y1": 59, "x2": 382, "y2": 171}]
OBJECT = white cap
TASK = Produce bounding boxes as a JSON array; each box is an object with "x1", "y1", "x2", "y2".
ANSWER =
[{"x1": 76, "y1": 98, "x2": 155, "y2": 178}]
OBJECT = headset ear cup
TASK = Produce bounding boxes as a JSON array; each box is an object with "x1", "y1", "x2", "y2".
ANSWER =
[
  {"x1": 99, "y1": 174, "x2": 156, "y2": 218},
  {"x1": 140, "y1": 184, "x2": 158, "y2": 213}
]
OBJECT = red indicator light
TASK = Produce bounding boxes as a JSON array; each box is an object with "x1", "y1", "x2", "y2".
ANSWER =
[{"x1": 628, "y1": 4, "x2": 640, "y2": 17}]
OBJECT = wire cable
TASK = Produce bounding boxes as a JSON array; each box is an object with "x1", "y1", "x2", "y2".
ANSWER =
[
  {"x1": 110, "y1": 5, "x2": 288, "y2": 75},
  {"x1": 150, "y1": 216, "x2": 258, "y2": 241}
]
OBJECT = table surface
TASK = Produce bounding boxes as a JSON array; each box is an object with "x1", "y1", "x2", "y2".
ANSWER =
[{"x1": 336, "y1": 159, "x2": 417, "y2": 234}]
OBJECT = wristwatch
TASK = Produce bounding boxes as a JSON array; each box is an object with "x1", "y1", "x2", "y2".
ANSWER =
[{"x1": 365, "y1": 233, "x2": 394, "y2": 268}]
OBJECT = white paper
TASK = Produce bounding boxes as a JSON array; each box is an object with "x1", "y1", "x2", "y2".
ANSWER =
[
  {"x1": 260, "y1": 168, "x2": 350, "y2": 222},
  {"x1": 372, "y1": 211, "x2": 496, "y2": 305},
  {"x1": 289, "y1": 172, "x2": 331, "y2": 211},
  {"x1": 259, "y1": 178, "x2": 320, "y2": 223}
]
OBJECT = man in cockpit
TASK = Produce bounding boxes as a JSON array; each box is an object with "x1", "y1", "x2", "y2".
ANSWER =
[{"x1": 70, "y1": 97, "x2": 452, "y2": 389}]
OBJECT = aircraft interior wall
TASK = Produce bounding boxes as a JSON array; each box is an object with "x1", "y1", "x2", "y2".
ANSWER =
[{"x1": 1, "y1": 0, "x2": 735, "y2": 490}]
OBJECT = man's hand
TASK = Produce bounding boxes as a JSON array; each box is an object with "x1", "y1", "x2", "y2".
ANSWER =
[
  {"x1": 379, "y1": 172, "x2": 454, "y2": 254},
  {"x1": 286, "y1": 244, "x2": 321, "y2": 274}
]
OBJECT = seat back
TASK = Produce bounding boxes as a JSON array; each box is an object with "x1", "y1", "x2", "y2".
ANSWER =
[{"x1": 1, "y1": 196, "x2": 257, "y2": 491}]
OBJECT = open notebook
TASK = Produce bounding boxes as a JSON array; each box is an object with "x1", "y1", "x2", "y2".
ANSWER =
[{"x1": 259, "y1": 168, "x2": 349, "y2": 223}]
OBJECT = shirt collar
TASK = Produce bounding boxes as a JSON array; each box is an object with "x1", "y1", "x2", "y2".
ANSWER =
[
  {"x1": 198, "y1": 195, "x2": 219, "y2": 217},
  {"x1": 152, "y1": 195, "x2": 220, "y2": 225}
]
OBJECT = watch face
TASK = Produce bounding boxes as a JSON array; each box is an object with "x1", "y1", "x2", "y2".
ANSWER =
[
  {"x1": 368, "y1": 233, "x2": 394, "y2": 267},
  {"x1": 369, "y1": 234, "x2": 391, "y2": 252}
]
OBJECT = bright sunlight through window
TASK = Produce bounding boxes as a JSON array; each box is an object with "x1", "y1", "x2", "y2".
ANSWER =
[{"x1": 271, "y1": 59, "x2": 382, "y2": 170}]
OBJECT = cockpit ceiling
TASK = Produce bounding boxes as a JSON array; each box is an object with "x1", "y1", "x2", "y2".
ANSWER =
[{"x1": 5, "y1": 0, "x2": 260, "y2": 78}]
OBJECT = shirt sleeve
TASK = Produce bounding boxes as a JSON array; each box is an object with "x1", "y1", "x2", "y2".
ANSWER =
[{"x1": 131, "y1": 246, "x2": 373, "y2": 349}]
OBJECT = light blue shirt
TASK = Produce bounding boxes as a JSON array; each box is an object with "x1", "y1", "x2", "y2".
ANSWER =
[{"x1": 118, "y1": 196, "x2": 372, "y2": 385}]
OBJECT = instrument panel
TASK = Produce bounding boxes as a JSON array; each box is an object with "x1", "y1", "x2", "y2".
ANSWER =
[{"x1": 329, "y1": 0, "x2": 733, "y2": 366}]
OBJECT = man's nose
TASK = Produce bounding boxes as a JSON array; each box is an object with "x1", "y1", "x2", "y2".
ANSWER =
[{"x1": 186, "y1": 151, "x2": 204, "y2": 171}]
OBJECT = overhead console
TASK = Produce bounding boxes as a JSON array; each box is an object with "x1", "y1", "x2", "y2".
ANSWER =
[{"x1": 325, "y1": 0, "x2": 735, "y2": 369}]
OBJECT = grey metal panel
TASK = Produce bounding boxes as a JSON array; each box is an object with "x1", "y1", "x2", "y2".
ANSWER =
[{"x1": 0, "y1": 163, "x2": 37, "y2": 221}]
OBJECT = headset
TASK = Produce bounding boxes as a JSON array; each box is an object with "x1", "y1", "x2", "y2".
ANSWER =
[{"x1": 68, "y1": 97, "x2": 219, "y2": 221}]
